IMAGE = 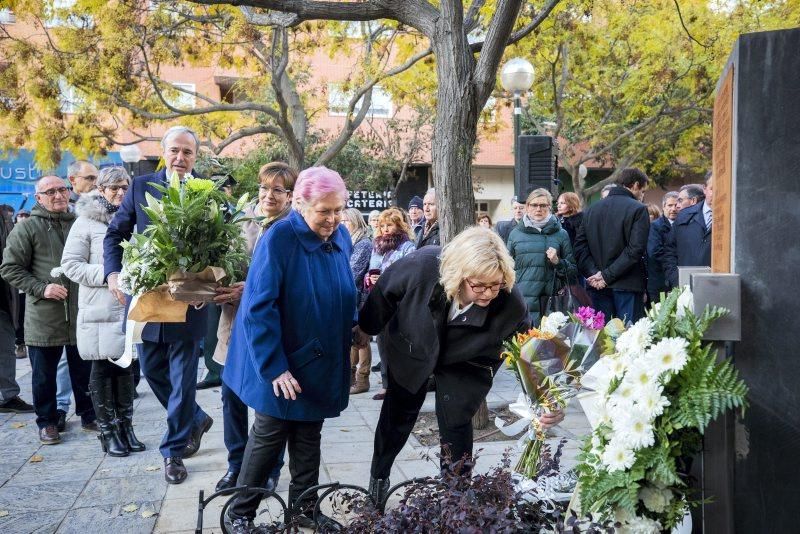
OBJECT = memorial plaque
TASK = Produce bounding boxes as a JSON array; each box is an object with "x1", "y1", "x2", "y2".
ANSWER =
[{"x1": 712, "y1": 66, "x2": 733, "y2": 273}]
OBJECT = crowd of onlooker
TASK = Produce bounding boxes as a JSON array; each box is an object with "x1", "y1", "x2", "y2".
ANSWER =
[{"x1": 0, "y1": 123, "x2": 712, "y2": 532}]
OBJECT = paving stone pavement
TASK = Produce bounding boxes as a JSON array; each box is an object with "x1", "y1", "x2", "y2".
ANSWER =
[{"x1": 0, "y1": 343, "x2": 590, "y2": 533}]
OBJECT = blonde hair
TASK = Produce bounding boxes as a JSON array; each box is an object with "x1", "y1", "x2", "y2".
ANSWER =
[
  {"x1": 439, "y1": 227, "x2": 516, "y2": 302},
  {"x1": 526, "y1": 188, "x2": 553, "y2": 205},
  {"x1": 377, "y1": 207, "x2": 415, "y2": 239},
  {"x1": 342, "y1": 207, "x2": 369, "y2": 243}
]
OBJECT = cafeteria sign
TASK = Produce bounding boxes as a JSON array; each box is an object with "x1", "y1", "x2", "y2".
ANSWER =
[{"x1": 348, "y1": 190, "x2": 392, "y2": 211}]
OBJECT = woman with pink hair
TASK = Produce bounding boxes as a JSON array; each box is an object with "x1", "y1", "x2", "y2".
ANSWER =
[{"x1": 223, "y1": 166, "x2": 357, "y2": 530}]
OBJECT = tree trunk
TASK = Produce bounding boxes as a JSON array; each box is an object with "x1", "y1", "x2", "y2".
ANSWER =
[
  {"x1": 472, "y1": 398, "x2": 490, "y2": 430},
  {"x1": 429, "y1": 15, "x2": 479, "y2": 244}
]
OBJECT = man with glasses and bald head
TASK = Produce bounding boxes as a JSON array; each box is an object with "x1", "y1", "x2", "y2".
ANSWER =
[{"x1": 0, "y1": 176, "x2": 97, "y2": 445}]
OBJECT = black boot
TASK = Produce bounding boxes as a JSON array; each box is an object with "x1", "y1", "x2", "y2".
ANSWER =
[
  {"x1": 89, "y1": 375, "x2": 128, "y2": 457},
  {"x1": 368, "y1": 476, "x2": 391, "y2": 509},
  {"x1": 115, "y1": 374, "x2": 146, "y2": 452}
]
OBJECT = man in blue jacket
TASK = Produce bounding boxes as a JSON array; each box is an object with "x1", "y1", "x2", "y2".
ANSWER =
[
  {"x1": 103, "y1": 126, "x2": 212, "y2": 485},
  {"x1": 663, "y1": 174, "x2": 713, "y2": 288}
]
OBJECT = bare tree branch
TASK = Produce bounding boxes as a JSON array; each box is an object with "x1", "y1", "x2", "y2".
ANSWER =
[
  {"x1": 211, "y1": 124, "x2": 284, "y2": 153},
  {"x1": 189, "y1": 0, "x2": 440, "y2": 35},
  {"x1": 469, "y1": 0, "x2": 561, "y2": 52},
  {"x1": 474, "y1": 0, "x2": 524, "y2": 103}
]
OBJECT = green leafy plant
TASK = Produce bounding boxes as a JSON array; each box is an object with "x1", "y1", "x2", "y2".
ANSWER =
[
  {"x1": 575, "y1": 287, "x2": 748, "y2": 530},
  {"x1": 118, "y1": 175, "x2": 249, "y2": 296}
]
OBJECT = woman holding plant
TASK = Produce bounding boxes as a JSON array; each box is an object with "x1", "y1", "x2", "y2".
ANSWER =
[
  {"x1": 61, "y1": 166, "x2": 145, "y2": 457},
  {"x1": 223, "y1": 166, "x2": 357, "y2": 531},
  {"x1": 357, "y1": 227, "x2": 564, "y2": 506}
]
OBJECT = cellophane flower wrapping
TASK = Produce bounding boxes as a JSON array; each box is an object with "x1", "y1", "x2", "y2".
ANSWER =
[{"x1": 498, "y1": 308, "x2": 608, "y2": 480}]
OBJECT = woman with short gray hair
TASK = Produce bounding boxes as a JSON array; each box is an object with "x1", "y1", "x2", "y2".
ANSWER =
[{"x1": 61, "y1": 166, "x2": 145, "y2": 457}]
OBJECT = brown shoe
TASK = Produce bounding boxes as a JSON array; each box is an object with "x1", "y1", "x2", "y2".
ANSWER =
[
  {"x1": 39, "y1": 425, "x2": 61, "y2": 445},
  {"x1": 372, "y1": 389, "x2": 387, "y2": 400},
  {"x1": 350, "y1": 377, "x2": 370, "y2": 395}
]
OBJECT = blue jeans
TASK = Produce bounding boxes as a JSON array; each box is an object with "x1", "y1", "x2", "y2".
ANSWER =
[
  {"x1": 222, "y1": 381, "x2": 284, "y2": 478},
  {"x1": 56, "y1": 352, "x2": 73, "y2": 412},
  {"x1": 588, "y1": 288, "x2": 645, "y2": 324},
  {"x1": 139, "y1": 338, "x2": 208, "y2": 457}
]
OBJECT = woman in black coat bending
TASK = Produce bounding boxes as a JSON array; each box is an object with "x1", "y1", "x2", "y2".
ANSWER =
[{"x1": 356, "y1": 227, "x2": 564, "y2": 504}]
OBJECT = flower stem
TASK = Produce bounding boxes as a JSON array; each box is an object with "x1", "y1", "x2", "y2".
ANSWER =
[{"x1": 515, "y1": 438, "x2": 543, "y2": 479}]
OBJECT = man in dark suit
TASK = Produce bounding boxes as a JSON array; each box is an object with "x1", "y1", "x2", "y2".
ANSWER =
[
  {"x1": 104, "y1": 126, "x2": 212, "y2": 485},
  {"x1": 663, "y1": 174, "x2": 713, "y2": 288},
  {"x1": 574, "y1": 168, "x2": 650, "y2": 323},
  {"x1": 495, "y1": 196, "x2": 525, "y2": 243},
  {"x1": 646, "y1": 191, "x2": 679, "y2": 305}
]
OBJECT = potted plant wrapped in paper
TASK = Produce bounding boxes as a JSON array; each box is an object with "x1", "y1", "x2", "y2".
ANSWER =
[{"x1": 118, "y1": 174, "x2": 249, "y2": 322}]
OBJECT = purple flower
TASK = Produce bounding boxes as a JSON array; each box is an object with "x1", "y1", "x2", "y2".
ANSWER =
[{"x1": 576, "y1": 306, "x2": 605, "y2": 330}]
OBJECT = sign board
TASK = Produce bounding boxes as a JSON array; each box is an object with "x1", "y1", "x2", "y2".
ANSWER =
[
  {"x1": 347, "y1": 190, "x2": 393, "y2": 212},
  {"x1": 0, "y1": 149, "x2": 123, "y2": 211},
  {"x1": 711, "y1": 66, "x2": 734, "y2": 273}
]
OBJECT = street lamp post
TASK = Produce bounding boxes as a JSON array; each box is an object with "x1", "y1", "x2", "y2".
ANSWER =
[
  {"x1": 500, "y1": 58, "x2": 535, "y2": 198},
  {"x1": 119, "y1": 144, "x2": 142, "y2": 178}
]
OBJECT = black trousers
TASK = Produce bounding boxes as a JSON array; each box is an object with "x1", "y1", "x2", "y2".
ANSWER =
[
  {"x1": 371, "y1": 365, "x2": 484, "y2": 479},
  {"x1": 230, "y1": 413, "x2": 324, "y2": 520},
  {"x1": 28, "y1": 345, "x2": 94, "y2": 429}
]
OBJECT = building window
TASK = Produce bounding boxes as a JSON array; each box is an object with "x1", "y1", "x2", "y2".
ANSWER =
[
  {"x1": 165, "y1": 82, "x2": 196, "y2": 109},
  {"x1": 58, "y1": 79, "x2": 85, "y2": 114},
  {"x1": 328, "y1": 83, "x2": 392, "y2": 118},
  {"x1": 475, "y1": 201, "x2": 489, "y2": 213},
  {"x1": 0, "y1": 9, "x2": 16, "y2": 24},
  {"x1": 45, "y1": 0, "x2": 92, "y2": 28}
]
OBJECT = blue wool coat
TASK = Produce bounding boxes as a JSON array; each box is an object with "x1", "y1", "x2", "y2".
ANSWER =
[{"x1": 222, "y1": 210, "x2": 357, "y2": 421}]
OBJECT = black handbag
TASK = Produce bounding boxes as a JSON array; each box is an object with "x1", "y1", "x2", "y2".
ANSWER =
[{"x1": 539, "y1": 270, "x2": 577, "y2": 316}]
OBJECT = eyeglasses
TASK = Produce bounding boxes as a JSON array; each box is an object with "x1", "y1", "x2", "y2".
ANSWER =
[
  {"x1": 465, "y1": 279, "x2": 506, "y2": 294},
  {"x1": 38, "y1": 187, "x2": 69, "y2": 197},
  {"x1": 259, "y1": 185, "x2": 291, "y2": 196},
  {"x1": 77, "y1": 175, "x2": 97, "y2": 182},
  {"x1": 101, "y1": 185, "x2": 129, "y2": 193},
  {"x1": 527, "y1": 203, "x2": 550, "y2": 209}
]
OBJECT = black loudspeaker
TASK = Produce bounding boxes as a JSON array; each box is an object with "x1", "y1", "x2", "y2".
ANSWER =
[{"x1": 515, "y1": 135, "x2": 558, "y2": 201}]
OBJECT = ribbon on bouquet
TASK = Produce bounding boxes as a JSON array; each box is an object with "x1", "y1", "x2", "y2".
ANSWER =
[
  {"x1": 495, "y1": 393, "x2": 540, "y2": 443},
  {"x1": 494, "y1": 393, "x2": 578, "y2": 444},
  {"x1": 111, "y1": 295, "x2": 145, "y2": 369}
]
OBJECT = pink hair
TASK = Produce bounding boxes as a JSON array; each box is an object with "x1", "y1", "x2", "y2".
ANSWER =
[{"x1": 293, "y1": 166, "x2": 348, "y2": 207}]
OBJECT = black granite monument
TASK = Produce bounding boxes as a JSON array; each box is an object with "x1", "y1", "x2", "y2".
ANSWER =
[{"x1": 717, "y1": 27, "x2": 800, "y2": 532}]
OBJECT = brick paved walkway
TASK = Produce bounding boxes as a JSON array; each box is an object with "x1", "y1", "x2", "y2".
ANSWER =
[{"x1": 0, "y1": 343, "x2": 590, "y2": 533}]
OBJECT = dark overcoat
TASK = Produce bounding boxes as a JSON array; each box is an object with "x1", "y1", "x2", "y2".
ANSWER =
[
  {"x1": 103, "y1": 169, "x2": 207, "y2": 341},
  {"x1": 646, "y1": 215, "x2": 672, "y2": 295},
  {"x1": 574, "y1": 187, "x2": 650, "y2": 292},
  {"x1": 223, "y1": 210, "x2": 357, "y2": 421},
  {"x1": 662, "y1": 201, "x2": 712, "y2": 288},
  {"x1": 359, "y1": 246, "x2": 530, "y2": 426}
]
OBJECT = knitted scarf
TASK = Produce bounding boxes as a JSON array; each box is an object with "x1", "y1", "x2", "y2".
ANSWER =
[{"x1": 374, "y1": 231, "x2": 410, "y2": 256}]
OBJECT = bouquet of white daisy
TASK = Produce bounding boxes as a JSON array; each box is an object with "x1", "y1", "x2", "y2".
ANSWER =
[{"x1": 573, "y1": 287, "x2": 748, "y2": 532}]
